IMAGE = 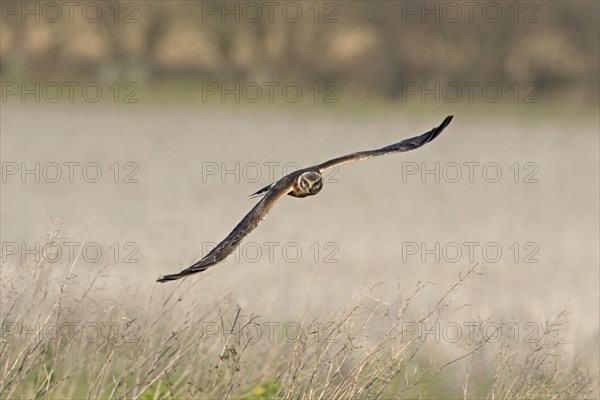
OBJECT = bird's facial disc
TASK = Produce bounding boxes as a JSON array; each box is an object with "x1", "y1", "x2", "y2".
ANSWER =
[{"x1": 301, "y1": 172, "x2": 323, "y2": 195}]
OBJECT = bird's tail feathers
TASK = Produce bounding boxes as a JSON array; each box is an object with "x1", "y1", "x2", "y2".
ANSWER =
[{"x1": 249, "y1": 183, "x2": 273, "y2": 198}]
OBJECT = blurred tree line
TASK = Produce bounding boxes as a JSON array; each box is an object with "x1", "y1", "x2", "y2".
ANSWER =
[{"x1": 1, "y1": 0, "x2": 597, "y2": 100}]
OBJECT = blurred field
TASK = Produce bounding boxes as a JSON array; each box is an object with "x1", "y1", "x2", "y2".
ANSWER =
[
  {"x1": 1, "y1": 102, "x2": 598, "y2": 397},
  {"x1": 2, "y1": 1, "x2": 598, "y2": 102}
]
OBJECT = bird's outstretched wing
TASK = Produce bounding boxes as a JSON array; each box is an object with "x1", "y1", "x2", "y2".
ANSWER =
[
  {"x1": 316, "y1": 115, "x2": 453, "y2": 172},
  {"x1": 157, "y1": 178, "x2": 295, "y2": 282},
  {"x1": 248, "y1": 115, "x2": 452, "y2": 199}
]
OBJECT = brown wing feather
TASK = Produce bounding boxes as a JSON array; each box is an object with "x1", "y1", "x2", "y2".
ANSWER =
[
  {"x1": 157, "y1": 178, "x2": 295, "y2": 282},
  {"x1": 316, "y1": 115, "x2": 452, "y2": 172}
]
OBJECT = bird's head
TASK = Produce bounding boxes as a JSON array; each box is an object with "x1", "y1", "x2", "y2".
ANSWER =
[{"x1": 299, "y1": 171, "x2": 323, "y2": 196}]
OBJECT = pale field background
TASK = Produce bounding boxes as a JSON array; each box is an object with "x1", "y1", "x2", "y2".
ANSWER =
[{"x1": 1, "y1": 103, "x2": 598, "y2": 377}]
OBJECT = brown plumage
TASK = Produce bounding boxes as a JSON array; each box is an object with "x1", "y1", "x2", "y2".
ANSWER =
[{"x1": 157, "y1": 115, "x2": 453, "y2": 282}]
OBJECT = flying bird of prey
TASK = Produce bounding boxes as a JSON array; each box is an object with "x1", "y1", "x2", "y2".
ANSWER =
[{"x1": 157, "y1": 115, "x2": 453, "y2": 282}]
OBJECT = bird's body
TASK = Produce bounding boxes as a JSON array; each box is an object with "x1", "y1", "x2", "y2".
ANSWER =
[{"x1": 157, "y1": 115, "x2": 453, "y2": 283}]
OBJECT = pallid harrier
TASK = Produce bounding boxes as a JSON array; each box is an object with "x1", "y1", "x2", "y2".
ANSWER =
[{"x1": 157, "y1": 115, "x2": 453, "y2": 282}]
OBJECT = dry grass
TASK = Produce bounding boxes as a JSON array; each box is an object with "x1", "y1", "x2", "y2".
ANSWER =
[
  {"x1": 1, "y1": 104, "x2": 598, "y2": 399},
  {"x1": 1, "y1": 231, "x2": 596, "y2": 399}
]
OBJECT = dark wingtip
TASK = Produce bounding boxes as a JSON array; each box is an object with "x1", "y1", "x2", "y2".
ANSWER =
[
  {"x1": 428, "y1": 115, "x2": 453, "y2": 141},
  {"x1": 437, "y1": 115, "x2": 453, "y2": 131}
]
